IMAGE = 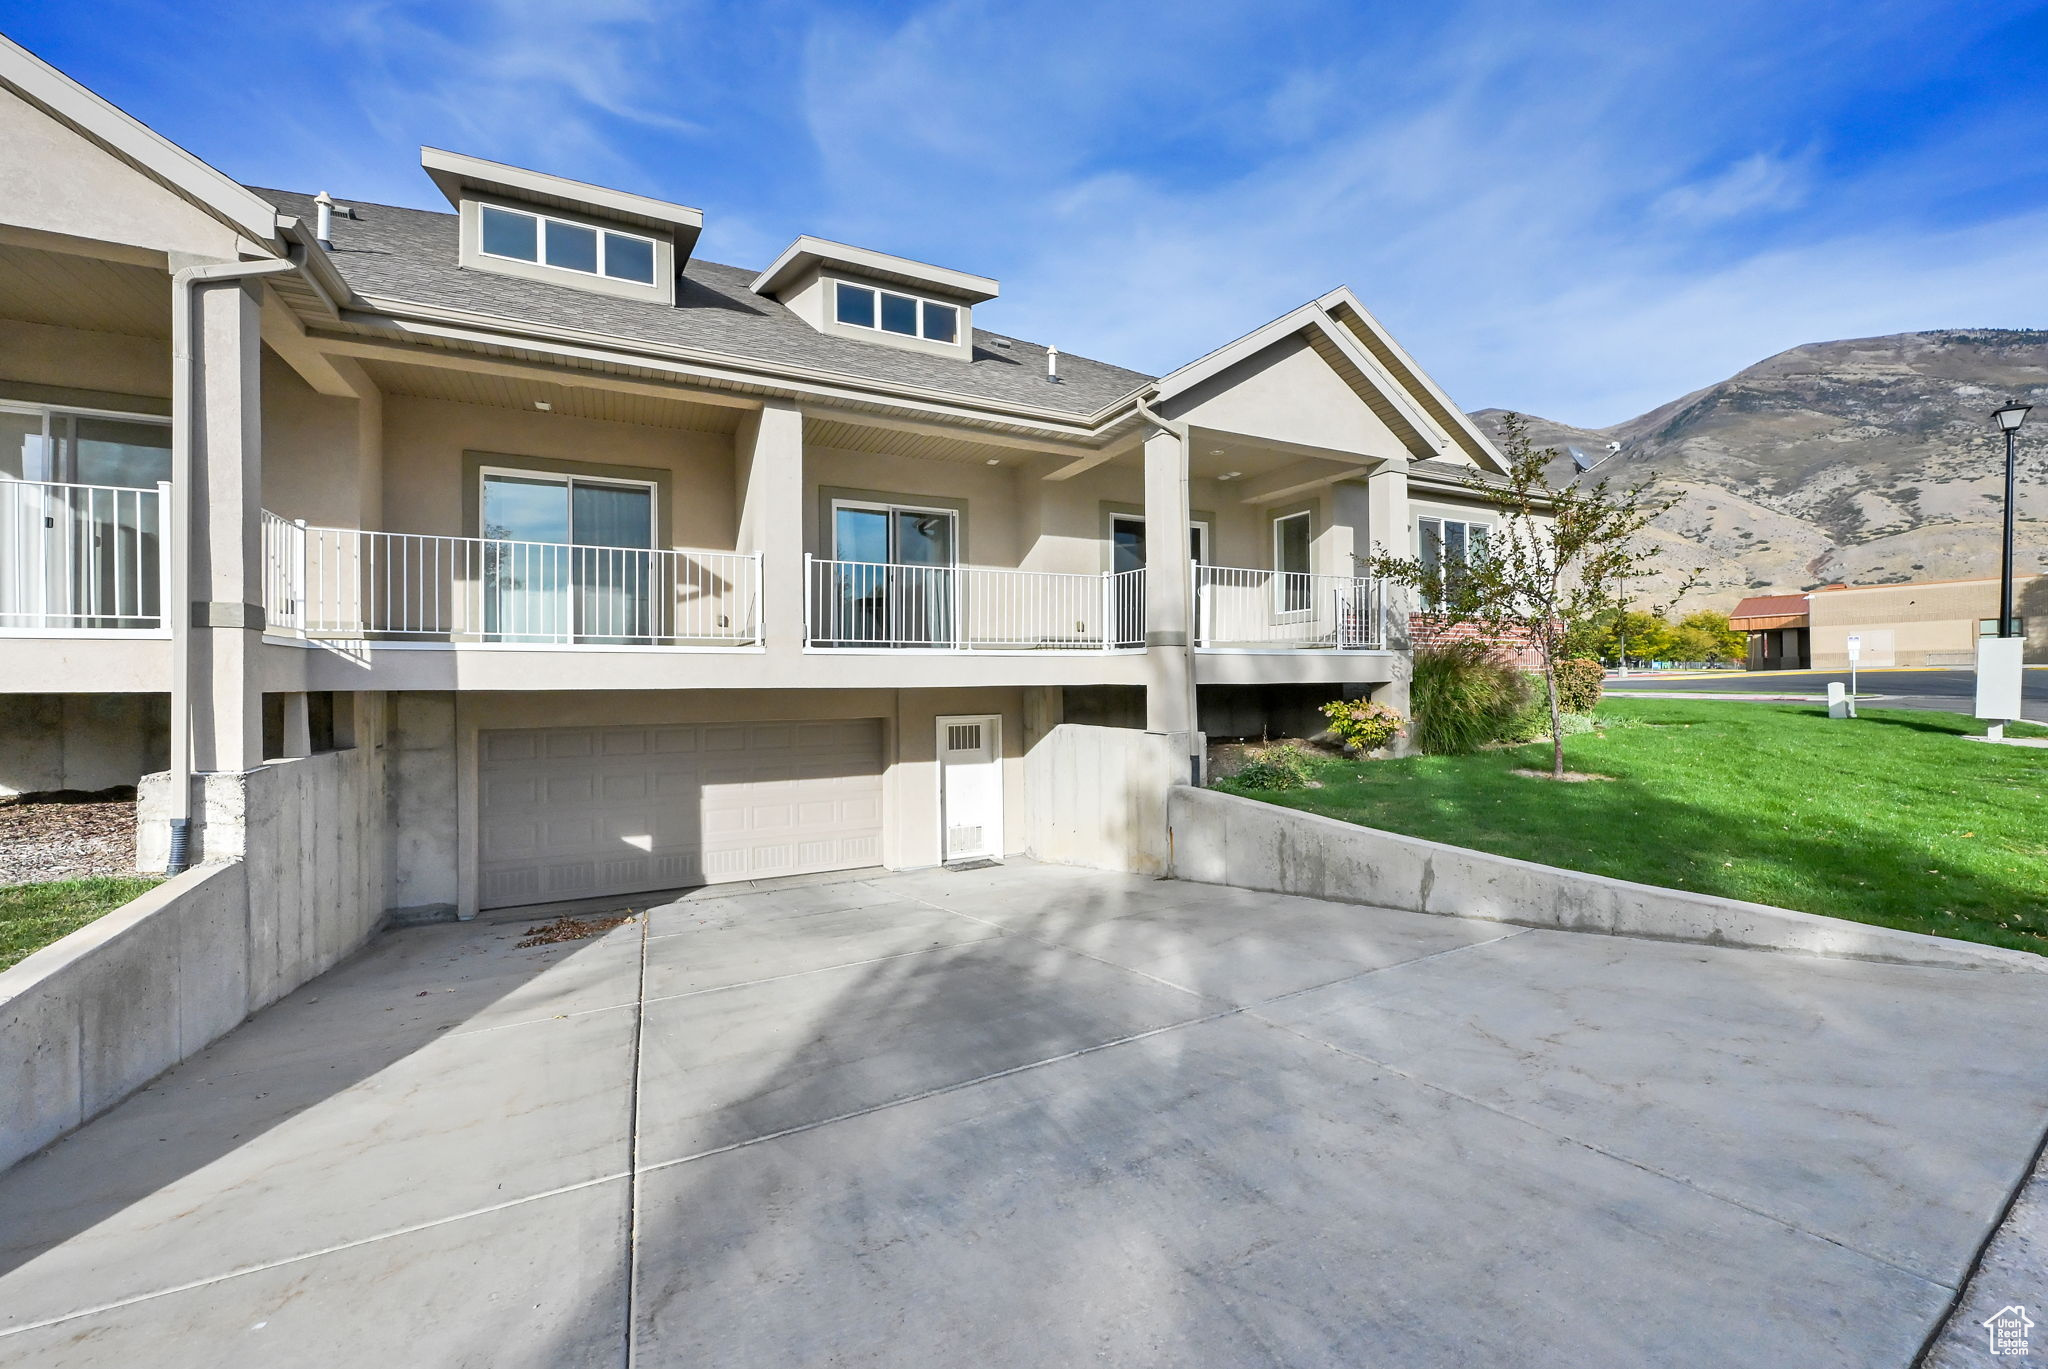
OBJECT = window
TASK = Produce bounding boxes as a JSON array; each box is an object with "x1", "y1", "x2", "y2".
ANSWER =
[
  {"x1": 1417, "y1": 515, "x2": 1490, "y2": 610},
  {"x1": 1273, "y1": 510, "x2": 1312, "y2": 614},
  {"x1": 478, "y1": 204, "x2": 659, "y2": 284},
  {"x1": 0, "y1": 402, "x2": 171, "y2": 487},
  {"x1": 834, "y1": 280, "x2": 962, "y2": 343},
  {"x1": 1981, "y1": 618, "x2": 2027, "y2": 636}
]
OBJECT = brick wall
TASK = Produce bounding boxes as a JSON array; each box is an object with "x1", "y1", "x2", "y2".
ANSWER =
[{"x1": 1407, "y1": 615, "x2": 1543, "y2": 667}]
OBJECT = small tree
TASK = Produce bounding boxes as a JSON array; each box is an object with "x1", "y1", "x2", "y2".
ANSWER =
[
  {"x1": 1670, "y1": 609, "x2": 1745, "y2": 665},
  {"x1": 1372, "y1": 413, "x2": 1699, "y2": 779}
]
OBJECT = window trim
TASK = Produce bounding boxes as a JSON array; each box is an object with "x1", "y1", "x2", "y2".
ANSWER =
[
  {"x1": 0, "y1": 399, "x2": 172, "y2": 486},
  {"x1": 828, "y1": 496, "x2": 961, "y2": 566},
  {"x1": 477, "y1": 203, "x2": 660, "y2": 285},
  {"x1": 833, "y1": 280, "x2": 961, "y2": 344},
  {"x1": 474, "y1": 464, "x2": 661, "y2": 548}
]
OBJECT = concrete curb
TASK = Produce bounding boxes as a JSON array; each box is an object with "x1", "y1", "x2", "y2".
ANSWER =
[{"x1": 1167, "y1": 786, "x2": 2046, "y2": 974}]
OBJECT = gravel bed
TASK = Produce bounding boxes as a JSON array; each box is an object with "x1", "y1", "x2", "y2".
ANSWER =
[{"x1": 0, "y1": 798, "x2": 139, "y2": 884}]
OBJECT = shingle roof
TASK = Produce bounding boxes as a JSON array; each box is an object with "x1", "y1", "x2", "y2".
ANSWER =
[{"x1": 253, "y1": 189, "x2": 1155, "y2": 419}]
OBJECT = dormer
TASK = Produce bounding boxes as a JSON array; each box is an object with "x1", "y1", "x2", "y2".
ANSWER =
[
  {"x1": 422, "y1": 146, "x2": 702, "y2": 306},
  {"x1": 751, "y1": 236, "x2": 997, "y2": 363}
]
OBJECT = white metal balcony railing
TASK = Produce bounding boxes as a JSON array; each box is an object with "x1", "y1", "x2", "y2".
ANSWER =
[
  {"x1": 0, "y1": 478, "x2": 166, "y2": 632},
  {"x1": 806, "y1": 556, "x2": 1146, "y2": 651},
  {"x1": 1194, "y1": 565, "x2": 1382, "y2": 650},
  {"x1": 262, "y1": 516, "x2": 762, "y2": 646}
]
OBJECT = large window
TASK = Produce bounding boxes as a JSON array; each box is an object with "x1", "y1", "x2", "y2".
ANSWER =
[
  {"x1": 479, "y1": 469, "x2": 657, "y2": 643},
  {"x1": 0, "y1": 402, "x2": 171, "y2": 487},
  {"x1": 1273, "y1": 510, "x2": 1312, "y2": 614},
  {"x1": 1981, "y1": 618, "x2": 2028, "y2": 636},
  {"x1": 834, "y1": 281, "x2": 960, "y2": 343},
  {"x1": 1417, "y1": 515, "x2": 1490, "y2": 609},
  {"x1": 479, "y1": 204, "x2": 658, "y2": 285}
]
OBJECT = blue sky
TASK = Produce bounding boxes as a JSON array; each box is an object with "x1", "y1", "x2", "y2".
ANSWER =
[{"x1": 5, "y1": 0, "x2": 2046, "y2": 425}]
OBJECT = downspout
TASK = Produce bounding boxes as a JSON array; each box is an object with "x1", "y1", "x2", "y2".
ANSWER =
[
  {"x1": 165, "y1": 250, "x2": 301, "y2": 874},
  {"x1": 1132, "y1": 391, "x2": 1202, "y2": 786}
]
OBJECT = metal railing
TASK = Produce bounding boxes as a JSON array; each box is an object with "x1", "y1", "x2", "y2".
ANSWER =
[
  {"x1": 1194, "y1": 565, "x2": 1382, "y2": 650},
  {"x1": 0, "y1": 478, "x2": 166, "y2": 632},
  {"x1": 262, "y1": 517, "x2": 762, "y2": 646},
  {"x1": 806, "y1": 556, "x2": 1145, "y2": 650}
]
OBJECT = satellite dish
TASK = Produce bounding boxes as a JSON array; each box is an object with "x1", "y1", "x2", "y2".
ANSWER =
[{"x1": 1566, "y1": 443, "x2": 1617, "y2": 472}]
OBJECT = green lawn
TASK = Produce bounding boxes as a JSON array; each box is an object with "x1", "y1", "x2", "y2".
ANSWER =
[
  {"x1": 0, "y1": 876, "x2": 161, "y2": 972},
  {"x1": 1231, "y1": 699, "x2": 2048, "y2": 956}
]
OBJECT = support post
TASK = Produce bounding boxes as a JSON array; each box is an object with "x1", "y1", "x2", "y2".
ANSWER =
[{"x1": 736, "y1": 399, "x2": 805, "y2": 649}]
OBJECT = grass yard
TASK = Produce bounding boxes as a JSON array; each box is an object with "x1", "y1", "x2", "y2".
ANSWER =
[
  {"x1": 0, "y1": 876, "x2": 160, "y2": 972},
  {"x1": 1235, "y1": 698, "x2": 2048, "y2": 956}
]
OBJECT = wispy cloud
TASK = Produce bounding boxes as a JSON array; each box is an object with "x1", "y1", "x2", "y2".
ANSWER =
[{"x1": 7, "y1": 0, "x2": 2044, "y2": 426}]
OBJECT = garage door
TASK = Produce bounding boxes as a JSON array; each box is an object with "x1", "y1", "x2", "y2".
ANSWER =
[{"x1": 476, "y1": 719, "x2": 884, "y2": 909}]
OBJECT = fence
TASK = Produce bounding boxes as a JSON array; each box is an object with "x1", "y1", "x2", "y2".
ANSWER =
[
  {"x1": 806, "y1": 557, "x2": 1145, "y2": 650},
  {"x1": 1194, "y1": 566, "x2": 1380, "y2": 649},
  {"x1": 261, "y1": 517, "x2": 762, "y2": 646},
  {"x1": 0, "y1": 478, "x2": 164, "y2": 631}
]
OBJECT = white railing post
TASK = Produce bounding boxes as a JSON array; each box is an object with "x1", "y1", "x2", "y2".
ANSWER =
[
  {"x1": 154, "y1": 479, "x2": 173, "y2": 632},
  {"x1": 801, "y1": 552, "x2": 814, "y2": 647}
]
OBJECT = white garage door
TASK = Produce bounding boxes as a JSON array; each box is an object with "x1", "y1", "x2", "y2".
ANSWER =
[{"x1": 477, "y1": 719, "x2": 884, "y2": 909}]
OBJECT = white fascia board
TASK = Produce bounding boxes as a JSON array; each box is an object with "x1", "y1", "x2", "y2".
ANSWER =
[
  {"x1": 751, "y1": 235, "x2": 998, "y2": 303},
  {"x1": 0, "y1": 34, "x2": 282, "y2": 247},
  {"x1": 420, "y1": 146, "x2": 703, "y2": 248},
  {"x1": 1316, "y1": 287, "x2": 1508, "y2": 471},
  {"x1": 1142, "y1": 297, "x2": 1449, "y2": 459}
]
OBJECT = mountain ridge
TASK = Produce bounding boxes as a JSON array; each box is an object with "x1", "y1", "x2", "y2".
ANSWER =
[{"x1": 1470, "y1": 328, "x2": 2048, "y2": 612}]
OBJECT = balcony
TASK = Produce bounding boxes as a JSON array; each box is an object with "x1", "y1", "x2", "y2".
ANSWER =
[
  {"x1": 1193, "y1": 566, "x2": 1383, "y2": 651},
  {"x1": 0, "y1": 479, "x2": 165, "y2": 635},
  {"x1": 805, "y1": 557, "x2": 1145, "y2": 652},
  {"x1": 261, "y1": 517, "x2": 762, "y2": 647}
]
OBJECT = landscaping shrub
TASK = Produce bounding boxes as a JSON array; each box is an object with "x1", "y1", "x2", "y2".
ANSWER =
[
  {"x1": 1554, "y1": 657, "x2": 1606, "y2": 713},
  {"x1": 1503, "y1": 689, "x2": 1552, "y2": 743},
  {"x1": 1409, "y1": 641, "x2": 1529, "y2": 754},
  {"x1": 1223, "y1": 743, "x2": 1317, "y2": 791},
  {"x1": 1557, "y1": 711, "x2": 1596, "y2": 737},
  {"x1": 1319, "y1": 698, "x2": 1404, "y2": 754}
]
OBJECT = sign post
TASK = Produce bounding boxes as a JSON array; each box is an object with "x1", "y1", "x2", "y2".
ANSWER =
[{"x1": 1845, "y1": 635, "x2": 1860, "y2": 718}]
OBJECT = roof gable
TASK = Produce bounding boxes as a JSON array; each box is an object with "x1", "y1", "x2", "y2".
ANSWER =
[{"x1": 0, "y1": 35, "x2": 278, "y2": 256}]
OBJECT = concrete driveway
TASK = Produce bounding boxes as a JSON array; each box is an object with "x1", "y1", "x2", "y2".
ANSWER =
[{"x1": 3, "y1": 862, "x2": 2046, "y2": 1367}]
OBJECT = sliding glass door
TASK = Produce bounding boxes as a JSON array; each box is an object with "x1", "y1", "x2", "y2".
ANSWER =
[
  {"x1": 481, "y1": 471, "x2": 655, "y2": 642},
  {"x1": 828, "y1": 501, "x2": 957, "y2": 646}
]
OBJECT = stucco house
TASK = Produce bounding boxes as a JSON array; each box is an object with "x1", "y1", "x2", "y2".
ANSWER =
[{"x1": 0, "y1": 34, "x2": 1512, "y2": 923}]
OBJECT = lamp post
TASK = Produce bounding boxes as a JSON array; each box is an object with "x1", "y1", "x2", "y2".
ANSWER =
[
  {"x1": 1979, "y1": 401, "x2": 2032, "y2": 742},
  {"x1": 1992, "y1": 402, "x2": 2031, "y2": 639}
]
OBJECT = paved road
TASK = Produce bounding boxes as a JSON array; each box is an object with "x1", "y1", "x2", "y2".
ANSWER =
[
  {"x1": 4, "y1": 862, "x2": 2046, "y2": 1367},
  {"x1": 1610, "y1": 666, "x2": 2048, "y2": 721}
]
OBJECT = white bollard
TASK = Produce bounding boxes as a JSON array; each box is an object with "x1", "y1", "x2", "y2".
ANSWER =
[{"x1": 1827, "y1": 682, "x2": 1851, "y2": 719}]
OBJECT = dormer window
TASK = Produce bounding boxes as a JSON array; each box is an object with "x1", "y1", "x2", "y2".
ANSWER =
[
  {"x1": 479, "y1": 204, "x2": 658, "y2": 285},
  {"x1": 834, "y1": 282, "x2": 959, "y2": 343}
]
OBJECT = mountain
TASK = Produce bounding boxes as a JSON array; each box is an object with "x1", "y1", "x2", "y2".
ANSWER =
[{"x1": 1471, "y1": 329, "x2": 2048, "y2": 613}]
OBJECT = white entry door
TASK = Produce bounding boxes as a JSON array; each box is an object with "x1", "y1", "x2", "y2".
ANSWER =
[{"x1": 938, "y1": 715, "x2": 1002, "y2": 862}]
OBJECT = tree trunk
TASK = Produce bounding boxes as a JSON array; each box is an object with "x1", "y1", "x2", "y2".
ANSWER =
[{"x1": 1543, "y1": 653, "x2": 1565, "y2": 779}]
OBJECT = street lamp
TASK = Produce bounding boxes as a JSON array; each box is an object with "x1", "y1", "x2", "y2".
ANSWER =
[{"x1": 1992, "y1": 401, "x2": 2032, "y2": 639}]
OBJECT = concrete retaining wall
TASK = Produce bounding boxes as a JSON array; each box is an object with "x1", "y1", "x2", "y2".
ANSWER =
[
  {"x1": 1025, "y1": 724, "x2": 1182, "y2": 874},
  {"x1": 0, "y1": 732, "x2": 397, "y2": 1173},
  {"x1": 0, "y1": 862, "x2": 247, "y2": 1169},
  {"x1": 1168, "y1": 786, "x2": 2046, "y2": 973}
]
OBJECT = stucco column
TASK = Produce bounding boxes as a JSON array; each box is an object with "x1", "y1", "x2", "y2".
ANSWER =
[
  {"x1": 1142, "y1": 426, "x2": 1196, "y2": 746},
  {"x1": 1323, "y1": 478, "x2": 1371, "y2": 577},
  {"x1": 1365, "y1": 456, "x2": 1414, "y2": 741},
  {"x1": 188, "y1": 278, "x2": 266, "y2": 774},
  {"x1": 736, "y1": 399, "x2": 805, "y2": 649},
  {"x1": 279, "y1": 692, "x2": 312, "y2": 759}
]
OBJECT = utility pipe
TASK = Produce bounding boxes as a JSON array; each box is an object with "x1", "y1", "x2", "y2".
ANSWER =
[
  {"x1": 166, "y1": 252, "x2": 299, "y2": 873},
  {"x1": 1133, "y1": 392, "x2": 1202, "y2": 785}
]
